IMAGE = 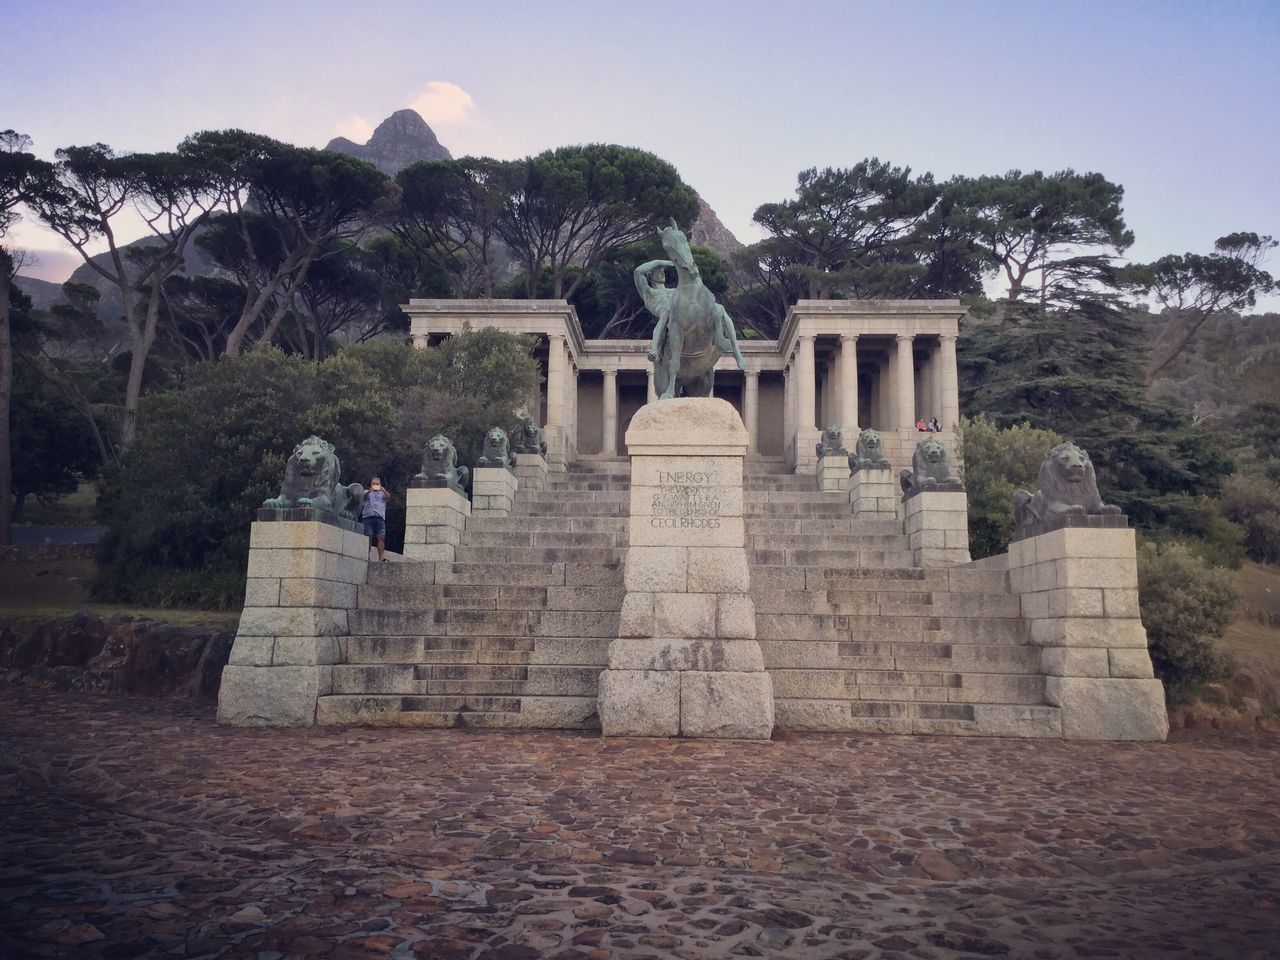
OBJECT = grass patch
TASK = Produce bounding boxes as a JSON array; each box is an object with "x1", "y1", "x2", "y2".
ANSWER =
[{"x1": 14, "y1": 482, "x2": 99, "y2": 527}]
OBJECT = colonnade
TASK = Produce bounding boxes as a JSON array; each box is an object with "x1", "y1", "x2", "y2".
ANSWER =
[{"x1": 403, "y1": 298, "x2": 966, "y2": 474}]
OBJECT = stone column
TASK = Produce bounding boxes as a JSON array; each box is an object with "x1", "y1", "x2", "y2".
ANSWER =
[
  {"x1": 1009, "y1": 526, "x2": 1167, "y2": 741},
  {"x1": 647, "y1": 366, "x2": 658, "y2": 404},
  {"x1": 840, "y1": 334, "x2": 859, "y2": 435},
  {"x1": 783, "y1": 359, "x2": 795, "y2": 466},
  {"x1": 744, "y1": 369, "x2": 759, "y2": 456},
  {"x1": 928, "y1": 341, "x2": 944, "y2": 424},
  {"x1": 939, "y1": 333, "x2": 960, "y2": 432},
  {"x1": 568, "y1": 366, "x2": 580, "y2": 463},
  {"x1": 411, "y1": 333, "x2": 428, "y2": 349},
  {"x1": 599, "y1": 398, "x2": 774, "y2": 740},
  {"x1": 883, "y1": 349, "x2": 897, "y2": 428},
  {"x1": 798, "y1": 335, "x2": 816, "y2": 435},
  {"x1": 545, "y1": 334, "x2": 567, "y2": 472},
  {"x1": 602, "y1": 367, "x2": 618, "y2": 456},
  {"x1": 895, "y1": 334, "x2": 916, "y2": 430}
]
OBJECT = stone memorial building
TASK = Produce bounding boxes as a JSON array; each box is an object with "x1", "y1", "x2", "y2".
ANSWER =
[
  {"x1": 404, "y1": 299, "x2": 963, "y2": 475},
  {"x1": 218, "y1": 296, "x2": 1167, "y2": 743}
]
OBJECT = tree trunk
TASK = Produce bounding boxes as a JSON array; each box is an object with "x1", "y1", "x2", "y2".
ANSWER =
[{"x1": 0, "y1": 257, "x2": 12, "y2": 546}]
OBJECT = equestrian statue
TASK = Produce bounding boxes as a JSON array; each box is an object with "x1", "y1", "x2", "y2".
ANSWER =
[{"x1": 635, "y1": 219, "x2": 746, "y2": 399}]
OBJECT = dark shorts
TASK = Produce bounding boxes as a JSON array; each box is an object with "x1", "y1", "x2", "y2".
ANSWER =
[{"x1": 363, "y1": 516, "x2": 386, "y2": 537}]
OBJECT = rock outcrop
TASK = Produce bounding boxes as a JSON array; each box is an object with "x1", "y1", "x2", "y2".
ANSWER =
[
  {"x1": 689, "y1": 194, "x2": 743, "y2": 260},
  {"x1": 325, "y1": 109, "x2": 451, "y2": 176}
]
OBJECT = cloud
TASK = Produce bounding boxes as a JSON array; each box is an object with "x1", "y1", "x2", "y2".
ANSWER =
[
  {"x1": 334, "y1": 114, "x2": 375, "y2": 144},
  {"x1": 13, "y1": 246, "x2": 82, "y2": 284},
  {"x1": 408, "y1": 81, "x2": 475, "y2": 126}
]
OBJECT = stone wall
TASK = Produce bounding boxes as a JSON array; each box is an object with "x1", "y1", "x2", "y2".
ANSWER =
[{"x1": 218, "y1": 521, "x2": 371, "y2": 726}]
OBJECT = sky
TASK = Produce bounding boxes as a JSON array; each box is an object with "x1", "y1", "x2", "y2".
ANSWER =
[{"x1": 3, "y1": 0, "x2": 1278, "y2": 306}]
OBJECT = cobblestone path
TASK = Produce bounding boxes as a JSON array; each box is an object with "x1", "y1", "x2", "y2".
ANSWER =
[{"x1": 1, "y1": 686, "x2": 1277, "y2": 959}]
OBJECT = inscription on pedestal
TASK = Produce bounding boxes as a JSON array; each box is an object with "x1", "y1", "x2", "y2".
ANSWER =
[{"x1": 650, "y1": 472, "x2": 723, "y2": 529}]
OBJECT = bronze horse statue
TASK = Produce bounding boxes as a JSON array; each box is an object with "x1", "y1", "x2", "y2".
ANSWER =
[{"x1": 635, "y1": 220, "x2": 746, "y2": 399}]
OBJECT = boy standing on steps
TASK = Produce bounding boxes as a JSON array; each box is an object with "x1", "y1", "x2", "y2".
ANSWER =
[{"x1": 362, "y1": 477, "x2": 390, "y2": 562}]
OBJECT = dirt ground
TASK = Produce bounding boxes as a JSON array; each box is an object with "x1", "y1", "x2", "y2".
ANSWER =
[{"x1": 1, "y1": 686, "x2": 1277, "y2": 959}]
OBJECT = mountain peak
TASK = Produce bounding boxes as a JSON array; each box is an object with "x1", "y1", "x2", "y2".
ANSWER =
[{"x1": 324, "y1": 109, "x2": 452, "y2": 176}]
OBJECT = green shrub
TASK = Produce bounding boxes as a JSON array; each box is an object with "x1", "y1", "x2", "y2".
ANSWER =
[
  {"x1": 1219, "y1": 473, "x2": 1280, "y2": 565},
  {"x1": 1137, "y1": 539, "x2": 1236, "y2": 705},
  {"x1": 958, "y1": 415, "x2": 1061, "y2": 559},
  {"x1": 94, "y1": 333, "x2": 539, "y2": 608}
]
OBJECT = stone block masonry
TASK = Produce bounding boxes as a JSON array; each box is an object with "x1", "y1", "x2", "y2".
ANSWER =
[
  {"x1": 849, "y1": 467, "x2": 896, "y2": 519},
  {"x1": 472, "y1": 466, "x2": 518, "y2": 519},
  {"x1": 904, "y1": 490, "x2": 971, "y2": 567},
  {"x1": 403, "y1": 486, "x2": 470, "y2": 561},
  {"x1": 513, "y1": 452, "x2": 548, "y2": 491},
  {"x1": 816, "y1": 453, "x2": 850, "y2": 494},
  {"x1": 1009, "y1": 526, "x2": 1167, "y2": 741},
  {"x1": 218, "y1": 520, "x2": 371, "y2": 726},
  {"x1": 599, "y1": 398, "x2": 775, "y2": 739}
]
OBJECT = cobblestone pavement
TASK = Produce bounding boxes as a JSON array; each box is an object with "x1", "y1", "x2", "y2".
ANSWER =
[{"x1": 1, "y1": 687, "x2": 1277, "y2": 960}]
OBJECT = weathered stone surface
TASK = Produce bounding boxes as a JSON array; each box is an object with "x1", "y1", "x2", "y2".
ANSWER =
[
  {"x1": 625, "y1": 397, "x2": 748, "y2": 455},
  {"x1": 1045, "y1": 676, "x2": 1169, "y2": 741},
  {"x1": 623, "y1": 546, "x2": 687, "y2": 593},
  {"x1": 606, "y1": 638, "x2": 765, "y2": 672},
  {"x1": 686, "y1": 547, "x2": 750, "y2": 593},
  {"x1": 716, "y1": 593, "x2": 757, "y2": 639},
  {"x1": 216, "y1": 665, "x2": 331, "y2": 727},
  {"x1": 653, "y1": 593, "x2": 716, "y2": 638},
  {"x1": 598, "y1": 669, "x2": 680, "y2": 737},
  {"x1": 679, "y1": 671, "x2": 774, "y2": 739}
]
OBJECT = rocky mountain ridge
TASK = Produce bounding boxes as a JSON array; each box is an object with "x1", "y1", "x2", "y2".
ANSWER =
[{"x1": 325, "y1": 109, "x2": 452, "y2": 175}]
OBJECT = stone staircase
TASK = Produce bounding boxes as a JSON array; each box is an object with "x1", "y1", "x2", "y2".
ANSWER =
[
  {"x1": 316, "y1": 460, "x2": 628, "y2": 728},
  {"x1": 742, "y1": 469, "x2": 1058, "y2": 736},
  {"x1": 317, "y1": 458, "x2": 1060, "y2": 736}
]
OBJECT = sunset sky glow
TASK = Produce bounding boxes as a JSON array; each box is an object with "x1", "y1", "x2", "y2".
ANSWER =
[{"x1": 3, "y1": 0, "x2": 1277, "y2": 306}]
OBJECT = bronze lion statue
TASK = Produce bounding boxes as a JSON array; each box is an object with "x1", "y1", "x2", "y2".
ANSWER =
[
  {"x1": 849, "y1": 428, "x2": 890, "y2": 473},
  {"x1": 815, "y1": 424, "x2": 846, "y2": 458},
  {"x1": 263, "y1": 436, "x2": 363, "y2": 518},
  {"x1": 1013, "y1": 442, "x2": 1121, "y2": 539},
  {"x1": 476, "y1": 426, "x2": 514, "y2": 470},
  {"x1": 513, "y1": 419, "x2": 548, "y2": 456},
  {"x1": 413, "y1": 434, "x2": 469, "y2": 491},
  {"x1": 900, "y1": 436, "x2": 962, "y2": 497}
]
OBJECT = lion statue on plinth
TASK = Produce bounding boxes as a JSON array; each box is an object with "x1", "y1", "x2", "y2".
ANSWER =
[
  {"x1": 262, "y1": 436, "x2": 363, "y2": 518},
  {"x1": 1013, "y1": 442, "x2": 1122, "y2": 539},
  {"x1": 815, "y1": 424, "x2": 847, "y2": 458},
  {"x1": 900, "y1": 436, "x2": 962, "y2": 497},
  {"x1": 849, "y1": 428, "x2": 891, "y2": 473},
  {"x1": 413, "y1": 434, "x2": 469, "y2": 491},
  {"x1": 513, "y1": 419, "x2": 548, "y2": 456},
  {"x1": 476, "y1": 426, "x2": 514, "y2": 470}
]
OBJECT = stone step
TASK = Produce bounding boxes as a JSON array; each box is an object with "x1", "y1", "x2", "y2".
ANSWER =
[
  {"x1": 744, "y1": 503, "x2": 853, "y2": 516},
  {"x1": 520, "y1": 490, "x2": 631, "y2": 503},
  {"x1": 759, "y1": 639, "x2": 1042, "y2": 673},
  {"x1": 744, "y1": 518, "x2": 902, "y2": 536},
  {"x1": 463, "y1": 530, "x2": 627, "y2": 548},
  {"x1": 744, "y1": 533, "x2": 907, "y2": 551},
  {"x1": 342, "y1": 635, "x2": 611, "y2": 666},
  {"x1": 315, "y1": 695, "x2": 601, "y2": 728},
  {"x1": 468, "y1": 516, "x2": 627, "y2": 533},
  {"x1": 355, "y1": 582, "x2": 623, "y2": 613},
  {"x1": 330, "y1": 664, "x2": 601, "y2": 697},
  {"x1": 347, "y1": 607, "x2": 619, "y2": 638},
  {"x1": 773, "y1": 699, "x2": 1061, "y2": 737},
  {"x1": 744, "y1": 490, "x2": 856, "y2": 504},
  {"x1": 515, "y1": 502, "x2": 628, "y2": 516},
  {"x1": 368, "y1": 560, "x2": 614, "y2": 589},
  {"x1": 749, "y1": 549, "x2": 917, "y2": 567},
  {"x1": 453, "y1": 545, "x2": 625, "y2": 565},
  {"x1": 755, "y1": 612, "x2": 1029, "y2": 644},
  {"x1": 770, "y1": 668, "x2": 1046, "y2": 705}
]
